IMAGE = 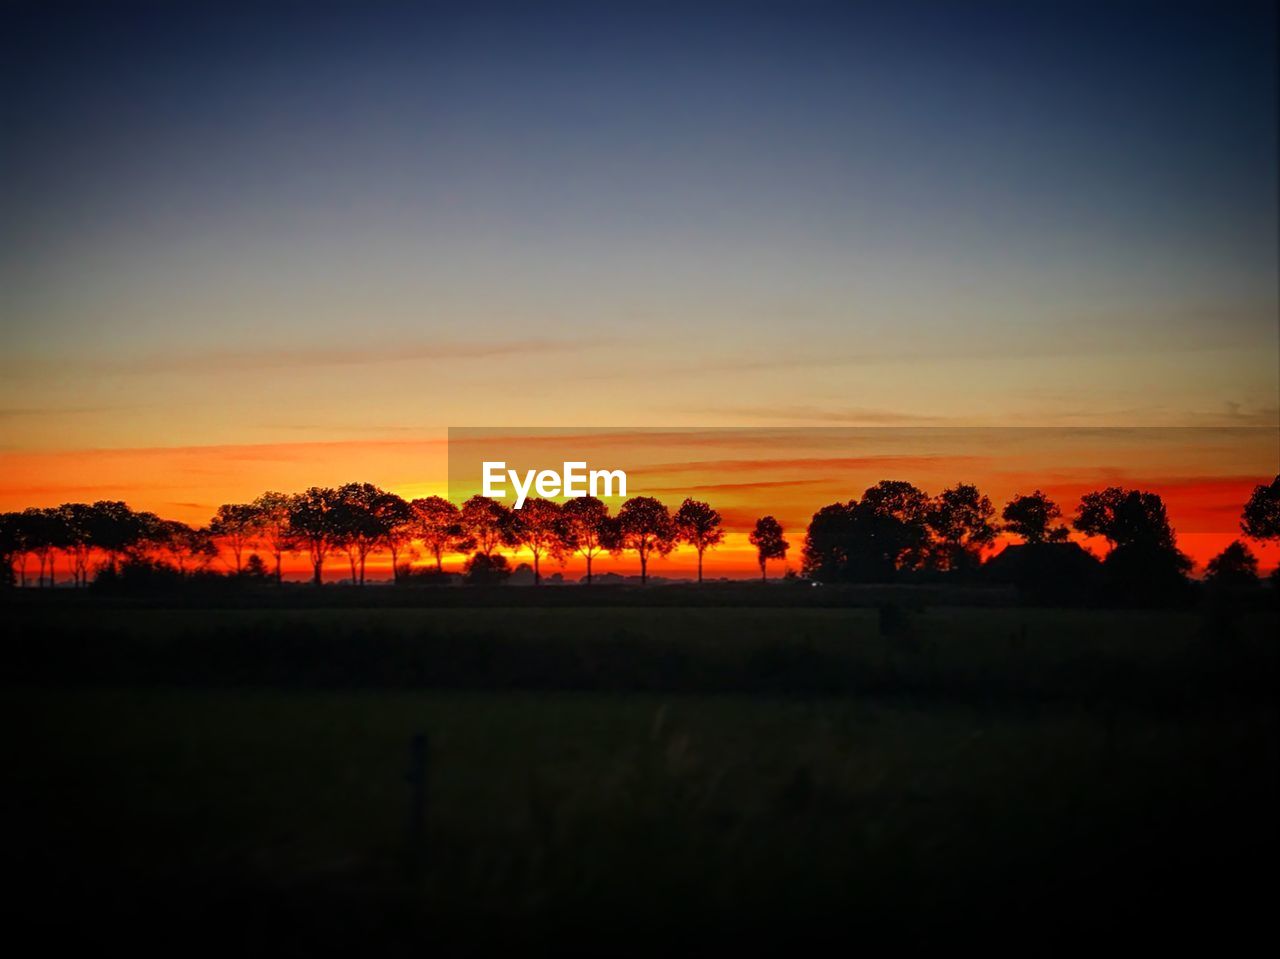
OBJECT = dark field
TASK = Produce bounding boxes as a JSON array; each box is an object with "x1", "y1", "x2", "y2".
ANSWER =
[{"x1": 4, "y1": 600, "x2": 1278, "y2": 948}]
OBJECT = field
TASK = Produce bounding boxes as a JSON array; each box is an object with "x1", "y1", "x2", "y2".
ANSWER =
[{"x1": 4, "y1": 599, "x2": 1278, "y2": 947}]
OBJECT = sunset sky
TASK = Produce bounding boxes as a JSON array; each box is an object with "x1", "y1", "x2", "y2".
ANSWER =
[{"x1": 2, "y1": 1, "x2": 1277, "y2": 576}]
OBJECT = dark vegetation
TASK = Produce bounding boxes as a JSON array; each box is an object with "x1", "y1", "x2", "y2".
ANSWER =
[
  {"x1": 2, "y1": 475, "x2": 1278, "y2": 947},
  {"x1": 3, "y1": 475, "x2": 1278, "y2": 600}
]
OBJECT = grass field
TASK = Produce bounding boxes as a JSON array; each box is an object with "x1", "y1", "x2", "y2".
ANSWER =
[{"x1": 3, "y1": 601, "x2": 1277, "y2": 946}]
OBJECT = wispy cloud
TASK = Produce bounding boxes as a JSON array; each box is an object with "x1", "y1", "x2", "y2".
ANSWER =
[{"x1": 110, "y1": 338, "x2": 606, "y2": 374}]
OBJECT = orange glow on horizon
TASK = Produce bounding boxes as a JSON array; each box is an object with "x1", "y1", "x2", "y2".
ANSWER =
[{"x1": 1, "y1": 431, "x2": 1276, "y2": 579}]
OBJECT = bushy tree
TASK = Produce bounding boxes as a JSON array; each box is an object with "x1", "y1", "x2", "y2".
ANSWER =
[
  {"x1": 1001, "y1": 490, "x2": 1069, "y2": 545},
  {"x1": 615, "y1": 496, "x2": 676, "y2": 584},
  {"x1": 1074, "y1": 487, "x2": 1191, "y2": 604},
  {"x1": 463, "y1": 551, "x2": 510, "y2": 585},
  {"x1": 1241, "y1": 475, "x2": 1280, "y2": 541},
  {"x1": 749, "y1": 516, "x2": 788, "y2": 582},
  {"x1": 288, "y1": 487, "x2": 342, "y2": 585},
  {"x1": 209, "y1": 502, "x2": 257, "y2": 574},
  {"x1": 561, "y1": 496, "x2": 616, "y2": 585},
  {"x1": 801, "y1": 482, "x2": 932, "y2": 582},
  {"x1": 460, "y1": 495, "x2": 516, "y2": 559},
  {"x1": 373, "y1": 491, "x2": 414, "y2": 583},
  {"x1": 412, "y1": 496, "x2": 472, "y2": 572},
  {"x1": 251, "y1": 491, "x2": 295, "y2": 583},
  {"x1": 1204, "y1": 540, "x2": 1260, "y2": 588},
  {"x1": 510, "y1": 498, "x2": 568, "y2": 585},
  {"x1": 929, "y1": 483, "x2": 997, "y2": 572},
  {"x1": 673, "y1": 498, "x2": 724, "y2": 584},
  {"x1": 332, "y1": 482, "x2": 388, "y2": 584}
]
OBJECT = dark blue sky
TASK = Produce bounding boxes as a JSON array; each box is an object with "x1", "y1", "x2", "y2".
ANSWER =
[{"x1": 1, "y1": 1, "x2": 1276, "y2": 445}]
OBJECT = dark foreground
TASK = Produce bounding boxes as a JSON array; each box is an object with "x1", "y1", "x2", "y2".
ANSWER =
[{"x1": 3, "y1": 601, "x2": 1277, "y2": 950}]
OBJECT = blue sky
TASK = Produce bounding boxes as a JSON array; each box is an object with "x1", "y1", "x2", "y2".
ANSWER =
[{"x1": 2, "y1": 0, "x2": 1276, "y2": 449}]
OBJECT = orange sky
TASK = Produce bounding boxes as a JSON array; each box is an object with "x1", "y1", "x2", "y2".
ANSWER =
[{"x1": 2, "y1": 427, "x2": 1275, "y2": 579}]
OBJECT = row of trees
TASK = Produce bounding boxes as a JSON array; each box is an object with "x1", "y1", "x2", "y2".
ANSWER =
[
  {"x1": 2, "y1": 476, "x2": 1278, "y2": 588},
  {"x1": 801, "y1": 477, "x2": 1280, "y2": 588},
  {"x1": 0, "y1": 485, "x2": 788, "y2": 587}
]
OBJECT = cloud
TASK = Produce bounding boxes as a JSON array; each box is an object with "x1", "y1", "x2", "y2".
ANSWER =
[
  {"x1": 669, "y1": 406, "x2": 950, "y2": 425},
  {"x1": 10, "y1": 338, "x2": 608, "y2": 377}
]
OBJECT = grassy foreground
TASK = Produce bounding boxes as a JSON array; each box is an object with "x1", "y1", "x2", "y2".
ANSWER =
[{"x1": 3, "y1": 603, "x2": 1277, "y2": 947}]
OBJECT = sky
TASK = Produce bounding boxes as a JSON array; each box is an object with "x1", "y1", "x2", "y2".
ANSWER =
[{"x1": 1, "y1": 0, "x2": 1277, "y2": 573}]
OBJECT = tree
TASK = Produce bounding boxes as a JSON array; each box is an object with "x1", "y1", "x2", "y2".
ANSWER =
[
  {"x1": 251, "y1": 491, "x2": 295, "y2": 583},
  {"x1": 332, "y1": 482, "x2": 388, "y2": 585},
  {"x1": 411, "y1": 496, "x2": 472, "y2": 572},
  {"x1": 150, "y1": 519, "x2": 216, "y2": 576},
  {"x1": 561, "y1": 496, "x2": 616, "y2": 585},
  {"x1": 1074, "y1": 487, "x2": 1192, "y2": 603},
  {"x1": 18, "y1": 507, "x2": 61, "y2": 587},
  {"x1": 801, "y1": 482, "x2": 934, "y2": 583},
  {"x1": 1074, "y1": 487, "x2": 1180, "y2": 552},
  {"x1": 0, "y1": 512, "x2": 22, "y2": 587},
  {"x1": 673, "y1": 498, "x2": 724, "y2": 583},
  {"x1": 288, "y1": 487, "x2": 341, "y2": 585},
  {"x1": 460, "y1": 495, "x2": 515, "y2": 559},
  {"x1": 209, "y1": 503, "x2": 257, "y2": 574},
  {"x1": 749, "y1": 516, "x2": 788, "y2": 581},
  {"x1": 510, "y1": 498, "x2": 568, "y2": 585},
  {"x1": 801, "y1": 501, "x2": 858, "y2": 582},
  {"x1": 929, "y1": 483, "x2": 997, "y2": 572},
  {"x1": 85, "y1": 501, "x2": 144, "y2": 571},
  {"x1": 1204, "y1": 540, "x2": 1260, "y2": 588},
  {"x1": 615, "y1": 496, "x2": 676, "y2": 584},
  {"x1": 1241, "y1": 475, "x2": 1280, "y2": 541},
  {"x1": 56, "y1": 503, "x2": 97, "y2": 587},
  {"x1": 373, "y1": 491, "x2": 414, "y2": 583},
  {"x1": 463, "y1": 552, "x2": 511, "y2": 585},
  {"x1": 1002, "y1": 490, "x2": 1069, "y2": 545}
]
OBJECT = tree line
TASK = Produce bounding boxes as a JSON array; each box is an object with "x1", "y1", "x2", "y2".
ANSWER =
[{"x1": 1, "y1": 476, "x2": 1278, "y2": 590}]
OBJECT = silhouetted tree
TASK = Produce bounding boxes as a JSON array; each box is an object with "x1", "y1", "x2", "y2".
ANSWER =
[
  {"x1": 333, "y1": 482, "x2": 388, "y2": 584},
  {"x1": 561, "y1": 496, "x2": 616, "y2": 584},
  {"x1": 1205, "y1": 540, "x2": 1260, "y2": 588},
  {"x1": 1002, "y1": 490, "x2": 1069, "y2": 544},
  {"x1": 1074, "y1": 487, "x2": 1191, "y2": 604},
  {"x1": 460, "y1": 495, "x2": 515, "y2": 559},
  {"x1": 749, "y1": 516, "x2": 788, "y2": 581},
  {"x1": 411, "y1": 496, "x2": 472, "y2": 572},
  {"x1": 86, "y1": 501, "x2": 143, "y2": 571},
  {"x1": 801, "y1": 501, "x2": 857, "y2": 582},
  {"x1": 243, "y1": 553, "x2": 272, "y2": 580},
  {"x1": 19, "y1": 507, "x2": 60, "y2": 586},
  {"x1": 510, "y1": 498, "x2": 568, "y2": 585},
  {"x1": 673, "y1": 498, "x2": 724, "y2": 583},
  {"x1": 1075, "y1": 487, "x2": 1183, "y2": 552},
  {"x1": 803, "y1": 482, "x2": 933, "y2": 582},
  {"x1": 374, "y1": 491, "x2": 414, "y2": 583},
  {"x1": 150, "y1": 519, "x2": 216, "y2": 576},
  {"x1": 0, "y1": 511, "x2": 22, "y2": 587},
  {"x1": 209, "y1": 502, "x2": 257, "y2": 574},
  {"x1": 251, "y1": 491, "x2": 295, "y2": 583},
  {"x1": 929, "y1": 483, "x2": 997, "y2": 572},
  {"x1": 1241, "y1": 475, "x2": 1280, "y2": 541},
  {"x1": 615, "y1": 496, "x2": 676, "y2": 584},
  {"x1": 55, "y1": 503, "x2": 96, "y2": 587},
  {"x1": 463, "y1": 551, "x2": 510, "y2": 585},
  {"x1": 288, "y1": 487, "x2": 341, "y2": 585}
]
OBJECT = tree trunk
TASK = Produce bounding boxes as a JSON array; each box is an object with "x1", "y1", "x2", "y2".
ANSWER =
[
  {"x1": 435, "y1": 549, "x2": 443, "y2": 573},
  {"x1": 533, "y1": 553, "x2": 541, "y2": 585},
  {"x1": 585, "y1": 555, "x2": 593, "y2": 585},
  {"x1": 697, "y1": 550, "x2": 704, "y2": 584},
  {"x1": 313, "y1": 560, "x2": 323, "y2": 586},
  {"x1": 640, "y1": 552, "x2": 647, "y2": 585},
  {"x1": 274, "y1": 553, "x2": 282, "y2": 584},
  {"x1": 760, "y1": 560, "x2": 767, "y2": 582}
]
